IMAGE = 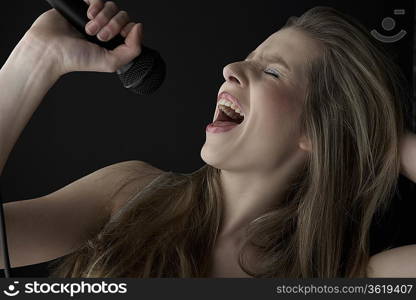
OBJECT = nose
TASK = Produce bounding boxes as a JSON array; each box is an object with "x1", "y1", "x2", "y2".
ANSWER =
[{"x1": 223, "y1": 63, "x2": 244, "y2": 86}]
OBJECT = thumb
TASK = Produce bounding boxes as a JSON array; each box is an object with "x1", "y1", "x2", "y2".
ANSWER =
[
  {"x1": 107, "y1": 23, "x2": 144, "y2": 71},
  {"x1": 124, "y1": 22, "x2": 144, "y2": 49}
]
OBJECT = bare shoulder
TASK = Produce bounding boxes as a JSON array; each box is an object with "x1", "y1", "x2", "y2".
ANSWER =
[
  {"x1": 0, "y1": 160, "x2": 166, "y2": 268},
  {"x1": 105, "y1": 160, "x2": 166, "y2": 216},
  {"x1": 104, "y1": 160, "x2": 164, "y2": 177},
  {"x1": 367, "y1": 244, "x2": 416, "y2": 277}
]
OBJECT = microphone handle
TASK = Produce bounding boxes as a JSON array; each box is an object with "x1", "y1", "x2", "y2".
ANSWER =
[{"x1": 46, "y1": 0, "x2": 124, "y2": 50}]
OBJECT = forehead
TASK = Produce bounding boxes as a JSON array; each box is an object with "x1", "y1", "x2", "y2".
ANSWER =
[{"x1": 254, "y1": 27, "x2": 322, "y2": 83}]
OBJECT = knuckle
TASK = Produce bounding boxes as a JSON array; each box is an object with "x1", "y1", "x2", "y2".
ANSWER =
[
  {"x1": 122, "y1": 22, "x2": 136, "y2": 35},
  {"x1": 101, "y1": 2, "x2": 118, "y2": 19},
  {"x1": 124, "y1": 21, "x2": 135, "y2": 30},
  {"x1": 93, "y1": 12, "x2": 111, "y2": 26},
  {"x1": 92, "y1": 16, "x2": 105, "y2": 28},
  {"x1": 114, "y1": 11, "x2": 129, "y2": 27},
  {"x1": 92, "y1": 2, "x2": 120, "y2": 25},
  {"x1": 104, "y1": 11, "x2": 129, "y2": 33},
  {"x1": 91, "y1": 1, "x2": 103, "y2": 11},
  {"x1": 90, "y1": 0, "x2": 103, "y2": 8},
  {"x1": 104, "y1": 21, "x2": 118, "y2": 34},
  {"x1": 118, "y1": 10, "x2": 129, "y2": 21},
  {"x1": 104, "y1": 1, "x2": 117, "y2": 11}
]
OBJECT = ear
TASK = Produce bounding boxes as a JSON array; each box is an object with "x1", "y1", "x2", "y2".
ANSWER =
[{"x1": 298, "y1": 135, "x2": 312, "y2": 152}]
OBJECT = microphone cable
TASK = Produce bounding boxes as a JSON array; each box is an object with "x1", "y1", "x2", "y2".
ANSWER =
[{"x1": 0, "y1": 179, "x2": 12, "y2": 278}]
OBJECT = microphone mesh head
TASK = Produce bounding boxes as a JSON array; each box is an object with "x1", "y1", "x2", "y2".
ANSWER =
[{"x1": 116, "y1": 46, "x2": 166, "y2": 95}]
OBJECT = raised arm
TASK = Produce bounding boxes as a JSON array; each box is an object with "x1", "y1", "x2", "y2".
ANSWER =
[
  {"x1": 1, "y1": 1, "x2": 143, "y2": 175},
  {"x1": 0, "y1": 0, "x2": 146, "y2": 269},
  {"x1": 0, "y1": 35, "x2": 60, "y2": 175}
]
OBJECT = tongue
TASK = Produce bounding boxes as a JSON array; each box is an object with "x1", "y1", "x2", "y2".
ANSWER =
[{"x1": 212, "y1": 120, "x2": 238, "y2": 127}]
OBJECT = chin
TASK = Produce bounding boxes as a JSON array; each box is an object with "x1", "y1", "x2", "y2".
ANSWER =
[
  {"x1": 200, "y1": 143, "x2": 224, "y2": 170},
  {"x1": 200, "y1": 143, "x2": 244, "y2": 172},
  {"x1": 200, "y1": 143, "x2": 215, "y2": 166}
]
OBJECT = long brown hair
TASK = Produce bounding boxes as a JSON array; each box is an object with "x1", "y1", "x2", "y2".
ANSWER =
[{"x1": 48, "y1": 6, "x2": 409, "y2": 277}]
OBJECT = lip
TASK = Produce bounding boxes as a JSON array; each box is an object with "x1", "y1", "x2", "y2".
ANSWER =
[{"x1": 217, "y1": 91, "x2": 244, "y2": 114}]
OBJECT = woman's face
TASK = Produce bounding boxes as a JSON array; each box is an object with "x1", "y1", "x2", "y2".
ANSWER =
[{"x1": 201, "y1": 27, "x2": 322, "y2": 173}]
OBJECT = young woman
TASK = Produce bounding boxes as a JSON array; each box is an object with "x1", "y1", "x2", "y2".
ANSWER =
[{"x1": 0, "y1": 0, "x2": 415, "y2": 278}]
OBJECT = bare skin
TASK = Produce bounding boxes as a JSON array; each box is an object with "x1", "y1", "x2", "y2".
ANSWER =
[
  {"x1": 1, "y1": 0, "x2": 415, "y2": 277},
  {"x1": 202, "y1": 27, "x2": 416, "y2": 277},
  {"x1": 0, "y1": 0, "x2": 144, "y2": 175},
  {"x1": 0, "y1": 0, "x2": 145, "y2": 269},
  {"x1": 201, "y1": 27, "x2": 323, "y2": 277},
  {"x1": 201, "y1": 28, "x2": 319, "y2": 258}
]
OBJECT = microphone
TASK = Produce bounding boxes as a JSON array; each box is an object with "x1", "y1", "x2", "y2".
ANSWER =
[{"x1": 45, "y1": 0, "x2": 166, "y2": 95}]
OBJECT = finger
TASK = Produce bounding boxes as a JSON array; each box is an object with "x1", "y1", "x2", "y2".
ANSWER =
[
  {"x1": 97, "y1": 10, "x2": 130, "y2": 41},
  {"x1": 125, "y1": 23, "x2": 144, "y2": 49},
  {"x1": 108, "y1": 23, "x2": 144, "y2": 71},
  {"x1": 120, "y1": 22, "x2": 136, "y2": 38},
  {"x1": 85, "y1": 0, "x2": 104, "y2": 20},
  {"x1": 85, "y1": 1, "x2": 118, "y2": 35}
]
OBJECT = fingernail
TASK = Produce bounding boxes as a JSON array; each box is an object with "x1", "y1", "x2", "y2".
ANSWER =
[
  {"x1": 86, "y1": 21, "x2": 98, "y2": 34},
  {"x1": 98, "y1": 29, "x2": 109, "y2": 41}
]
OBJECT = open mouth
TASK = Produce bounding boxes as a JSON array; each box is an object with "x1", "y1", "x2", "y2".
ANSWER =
[{"x1": 214, "y1": 104, "x2": 245, "y2": 125}]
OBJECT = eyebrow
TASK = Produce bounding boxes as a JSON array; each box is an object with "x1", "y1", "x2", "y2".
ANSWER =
[{"x1": 246, "y1": 51, "x2": 291, "y2": 73}]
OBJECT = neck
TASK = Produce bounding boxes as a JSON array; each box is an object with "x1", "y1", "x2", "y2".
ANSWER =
[{"x1": 217, "y1": 149, "x2": 307, "y2": 241}]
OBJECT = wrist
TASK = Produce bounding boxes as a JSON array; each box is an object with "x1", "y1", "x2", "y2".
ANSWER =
[{"x1": 4, "y1": 32, "x2": 63, "y2": 82}]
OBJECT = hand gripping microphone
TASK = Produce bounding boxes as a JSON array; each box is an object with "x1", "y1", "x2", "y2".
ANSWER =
[{"x1": 45, "y1": 0, "x2": 166, "y2": 95}]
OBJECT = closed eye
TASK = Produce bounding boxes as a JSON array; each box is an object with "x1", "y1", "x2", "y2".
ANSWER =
[{"x1": 264, "y1": 67, "x2": 280, "y2": 78}]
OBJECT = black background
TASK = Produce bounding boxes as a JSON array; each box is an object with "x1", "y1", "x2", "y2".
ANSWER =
[{"x1": 0, "y1": 0, "x2": 415, "y2": 277}]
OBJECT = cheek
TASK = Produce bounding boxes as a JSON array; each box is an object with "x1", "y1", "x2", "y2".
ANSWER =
[{"x1": 257, "y1": 86, "x2": 301, "y2": 127}]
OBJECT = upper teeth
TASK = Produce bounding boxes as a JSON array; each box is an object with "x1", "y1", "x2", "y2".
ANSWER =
[{"x1": 217, "y1": 98, "x2": 244, "y2": 117}]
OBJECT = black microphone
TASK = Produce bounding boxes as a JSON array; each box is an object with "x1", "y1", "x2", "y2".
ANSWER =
[{"x1": 45, "y1": 0, "x2": 166, "y2": 95}]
